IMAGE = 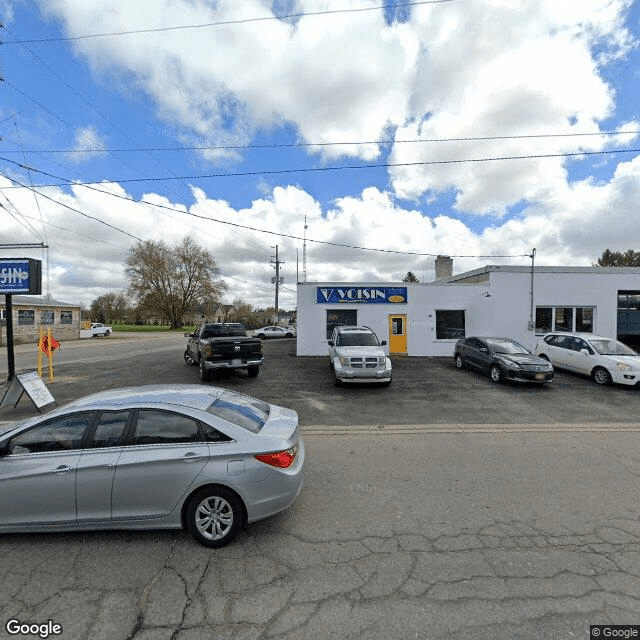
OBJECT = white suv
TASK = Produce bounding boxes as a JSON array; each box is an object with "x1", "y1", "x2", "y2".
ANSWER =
[
  {"x1": 534, "y1": 332, "x2": 640, "y2": 386},
  {"x1": 328, "y1": 325, "x2": 392, "y2": 386}
]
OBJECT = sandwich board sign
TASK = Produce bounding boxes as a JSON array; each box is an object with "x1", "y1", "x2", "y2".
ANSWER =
[{"x1": 1, "y1": 371, "x2": 56, "y2": 412}]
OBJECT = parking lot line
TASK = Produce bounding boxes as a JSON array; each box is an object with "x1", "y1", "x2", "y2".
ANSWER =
[{"x1": 301, "y1": 422, "x2": 640, "y2": 435}]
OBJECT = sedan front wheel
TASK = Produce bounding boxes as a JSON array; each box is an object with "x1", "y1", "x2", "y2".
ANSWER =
[
  {"x1": 186, "y1": 487, "x2": 242, "y2": 548},
  {"x1": 454, "y1": 354, "x2": 464, "y2": 369},
  {"x1": 489, "y1": 364, "x2": 502, "y2": 383},
  {"x1": 592, "y1": 366, "x2": 612, "y2": 386}
]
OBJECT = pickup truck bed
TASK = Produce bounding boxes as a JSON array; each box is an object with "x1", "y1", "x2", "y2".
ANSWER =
[{"x1": 184, "y1": 323, "x2": 264, "y2": 380}]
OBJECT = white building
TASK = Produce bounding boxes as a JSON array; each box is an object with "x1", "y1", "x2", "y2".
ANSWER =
[{"x1": 296, "y1": 264, "x2": 640, "y2": 357}]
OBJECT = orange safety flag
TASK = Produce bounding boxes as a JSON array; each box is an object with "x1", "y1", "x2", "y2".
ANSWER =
[{"x1": 39, "y1": 335, "x2": 61, "y2": 357}]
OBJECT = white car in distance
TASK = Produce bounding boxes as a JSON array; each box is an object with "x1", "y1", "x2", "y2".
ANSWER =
[
  {"x1": 534, "y1": 332, "x2": 640, "y2": 386},
  {"x1": 254, "y1": 326, "x2": 295, "y2": 339},
  {"x1": 328, "y1": 325, "x2": 392, "y2": 387}
]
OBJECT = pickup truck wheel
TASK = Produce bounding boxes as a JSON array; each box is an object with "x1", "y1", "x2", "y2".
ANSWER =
[
  {"x1": 104, "y1": 329, "x2": 111, "y2": 336},
  {"x1": 247, "y1": 366, "x2": 259, "y2": 378},
  {"x1": 199, "y1": 359, "x2": 210, "y2": 382},
  {"x1": 184, "y1": 350, "x2": 197, "y2": 366}
]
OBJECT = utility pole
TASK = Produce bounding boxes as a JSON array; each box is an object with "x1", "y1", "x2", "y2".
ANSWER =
[
  {"x1": 270, "y1": 245, "x2": 285, "y2": 324},
  {"x1": 529, "y1": 247, "x2": 536, "y2": 331}
]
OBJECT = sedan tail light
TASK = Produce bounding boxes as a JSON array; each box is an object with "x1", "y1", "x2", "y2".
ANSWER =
[{"x1": 255, "y1": 446, "x2": 297, "y2": 468}]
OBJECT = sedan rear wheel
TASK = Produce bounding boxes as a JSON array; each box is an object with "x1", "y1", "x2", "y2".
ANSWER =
[
  {"x1": 592, "y1": 366, "x2": 611, "y2": 386},
  {"x1": 489, "y1": 364, "x2": 502, "y2": 383},
  {"x1": 186, "y1": 487, "x2": 242, "y2": 548}
]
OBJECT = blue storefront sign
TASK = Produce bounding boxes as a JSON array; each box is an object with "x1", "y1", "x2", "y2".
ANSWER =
[
  {"x1": 317, "y1": 286, "x2": 408, "y2": 304},
  {"x1": 0, "y1": 259, "x2": 42, "y2": 295}
]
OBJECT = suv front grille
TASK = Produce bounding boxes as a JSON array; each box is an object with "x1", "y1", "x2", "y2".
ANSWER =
[{"x1": 349, "y1": 357, "x2": 379, "y2": 368}]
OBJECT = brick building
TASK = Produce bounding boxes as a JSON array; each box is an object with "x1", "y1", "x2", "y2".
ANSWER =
[{"x1": 0, "y1": 295, "x2": 82, "y2": 346}]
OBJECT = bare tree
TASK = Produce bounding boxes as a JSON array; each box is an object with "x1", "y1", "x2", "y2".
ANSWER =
[
  {"x1": 124, "y1": 236, "x2": 227, "y2": 329},
  {"x1": 89, "y1": 291, "x2": 129, "y2": 324}
]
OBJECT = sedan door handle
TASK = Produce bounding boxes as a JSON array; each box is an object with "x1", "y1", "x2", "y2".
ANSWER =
[
  {"x1": 182, "y1": 452, "x2": 206, "y2": 462},
  {"x1": 53, "y1": 465, "x2": 73, "y2": 474}
]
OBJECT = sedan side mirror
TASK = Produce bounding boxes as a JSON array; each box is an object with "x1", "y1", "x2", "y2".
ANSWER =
[{"x1": 580, "y1": 348, "x2": 591, "y2": 356}]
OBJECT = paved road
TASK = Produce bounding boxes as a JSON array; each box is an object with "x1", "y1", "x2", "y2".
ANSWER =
[{"x1": 0, "y1": 334, "x2": 639, "y2": 639}]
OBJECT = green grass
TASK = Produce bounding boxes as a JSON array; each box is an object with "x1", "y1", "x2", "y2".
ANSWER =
[{"x1": 112, "y1": 324, "x2": 196, "y2": 332}]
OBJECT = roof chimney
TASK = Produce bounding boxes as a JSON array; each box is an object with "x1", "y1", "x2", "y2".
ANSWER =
[{"x1": 434, "y1": 255, "x2": 453, "y2": 279}]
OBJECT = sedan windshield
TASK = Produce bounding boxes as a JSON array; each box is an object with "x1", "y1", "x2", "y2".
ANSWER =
[
  {"x1": 206, "y1": 391, "x2": 270, "y2": 433},
  {"x1": 589, "y1": 339, "x2": 638, "y2": 356},
  {"x1": 485, "y1": 339, "x2": 530, "y2": 355}
]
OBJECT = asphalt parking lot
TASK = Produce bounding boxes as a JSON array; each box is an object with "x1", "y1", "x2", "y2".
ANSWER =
[
  {"x1": 1, "y1": 332, "x2": 639, "y2": 427},
  {"x1": 1, "y1": 333, "x2": 640, "y2": 640}
]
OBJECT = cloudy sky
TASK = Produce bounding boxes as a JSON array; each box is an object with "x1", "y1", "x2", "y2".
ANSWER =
[{"x1": 1, "y1": 0, "x2": 640, "y2": 310}]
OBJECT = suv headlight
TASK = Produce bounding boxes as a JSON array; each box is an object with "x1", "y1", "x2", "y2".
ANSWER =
[
  {"x1": 339, "y1": 356, "x2": 350, "y2": 366},
  {"x1": 378, "y1": 357, "x2": 386, "y2": 366}
]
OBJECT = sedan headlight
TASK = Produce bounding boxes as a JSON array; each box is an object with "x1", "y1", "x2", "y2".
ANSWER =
[{"x1": 617, "y1": 362, "x2": 636, "y2": 371}]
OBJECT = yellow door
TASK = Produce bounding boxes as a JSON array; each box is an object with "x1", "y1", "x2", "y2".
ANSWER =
[{"x1": 388, "y1": 315, "x2": 407, "y2": 354}]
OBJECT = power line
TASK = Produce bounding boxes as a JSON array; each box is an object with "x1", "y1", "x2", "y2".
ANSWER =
[
  {"x1": 0, "y1": 164, "x2": 527, "y2": 259},
  {"x1": 3, "y1": 129, "x2": 637, "y2": 155},
  {"x1": 0, "y1": 170, "x2": 144, "y2": 241},
  {"x1": 3, "y1": 147, "x2": 640, "y2": 189},
  {"x1": 1, "y1": 1, "x2": 453, "y2": 44}
]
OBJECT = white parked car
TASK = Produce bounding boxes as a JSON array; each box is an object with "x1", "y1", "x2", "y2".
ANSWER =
[
  {"x1": 534, "y1": 332, "x2": 640, "y2": 386},
  {"x1": 328, "y1": 325, "x2": 392, "y2": 386},
  {"x1": 255, "y1": 326, "x2": 295, "y2": 339},
  {"x1": 90, "y1": 323, "x2": 112, "y2": 336}
]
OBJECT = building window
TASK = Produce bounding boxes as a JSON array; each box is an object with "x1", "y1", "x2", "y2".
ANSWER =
[
  {"x1": 41, "y1": 310, "x2": 54, "y2": 325},
  {"x1": 60, "y1": 311, "x2": 73, "y2": 325},
  {"x1": 435, "y1": 310, "x2": 465, "y2": 339},
  {"x1": 535, "y1": 307, "x2": 594, "y2": 333},
  {"x1": 326, "y1": 309, "x2": 357, "y2": 339},
  {"x1": 18, "y1": 310, "x2": 35, "y2": 325},
  {"x1": 535, "y1": 308, "x2": 553, "y2": 333},
  {"x1": 575, "y1": 307, "x2": 593, "y2": 332},
  {"x1": 554, "y1": 307, "x2": 573, "y2": 332}
]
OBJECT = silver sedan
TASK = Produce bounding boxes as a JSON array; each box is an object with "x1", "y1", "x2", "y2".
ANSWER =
[{"x1": 0, "y1": 384, "x2": 304, "y2": 547}]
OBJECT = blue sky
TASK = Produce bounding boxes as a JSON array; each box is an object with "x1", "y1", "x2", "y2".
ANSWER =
[{"x1": 2, "y1": 0, "x2": 640, "y2": 309}]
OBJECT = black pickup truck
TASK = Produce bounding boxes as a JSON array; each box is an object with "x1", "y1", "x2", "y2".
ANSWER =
[{"x1": 184, "y1": 323, "x2": 264, "y2": 381}]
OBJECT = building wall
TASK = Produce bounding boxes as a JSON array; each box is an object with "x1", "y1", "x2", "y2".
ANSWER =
[
  {"x1": 0, "y1": 301, "x2": 81, "y2": 345},
  {"x1": 296, "y1": 269, "x2": 640, "y2": 356}
]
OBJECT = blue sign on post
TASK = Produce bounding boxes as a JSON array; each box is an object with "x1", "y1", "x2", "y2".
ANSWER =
[
  {"x1": 317, "y1": 286, "x2": 408, "y2": 304},
  {"x1": 0, "y1": 259, "x2": 42, "y2": 295}
]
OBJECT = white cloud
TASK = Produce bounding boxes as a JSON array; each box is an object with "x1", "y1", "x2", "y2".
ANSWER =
[
  {"x1": 5, "y1": 150, "x2": 640, "y2": 308},
  {"x1": 66, "y1": 125, "x2": 107, "y2": 163}
]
